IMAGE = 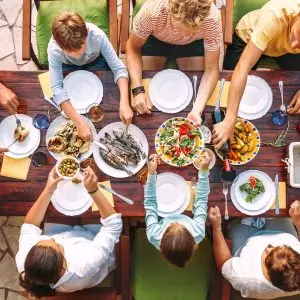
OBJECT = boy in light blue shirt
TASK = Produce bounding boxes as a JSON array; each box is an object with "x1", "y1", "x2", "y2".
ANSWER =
[
  {"x1": 48, "y1": 11, "x2": 133, "y2": 141},
  {"x1": 145, "y1": 152, "x2": 210, "y2": 267}
]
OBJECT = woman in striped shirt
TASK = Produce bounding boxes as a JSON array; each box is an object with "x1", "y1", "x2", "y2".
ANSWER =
[{"x1": 126, "y1": 0, "x2": 222, "y2": 125}]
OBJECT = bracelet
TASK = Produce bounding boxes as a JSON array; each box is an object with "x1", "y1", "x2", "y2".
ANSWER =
[
  {"x1": 132, "y1": 86, "x2": 145, "y2": 97},
  {"x1": 88, "y1": 187, "x2": 98, "y2": 195}
]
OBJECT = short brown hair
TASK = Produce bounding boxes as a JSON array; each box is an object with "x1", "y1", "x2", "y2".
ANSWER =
[
  {"x1": 265, "y1": 245, "x2": 300, "y2": 292},
  {"x1": 52, "y1": 11, "x2": 88, "y2": 51},
  {"x1": 160, "y1": 223, "x2": 196, "y2": 268},
  {"x1": 168, "y1": 0, "x2": 213, "y2": 29}
]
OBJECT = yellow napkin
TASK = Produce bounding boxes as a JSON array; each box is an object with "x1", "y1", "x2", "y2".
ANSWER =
[
  {"x1": 38, "y1": 72, "x2": 52, "y2": 98},
  {"x1": 91, "y1": 181, "x2": 115, "y2": 211},
  {"x1": 207, "y1": 80, "x2": 231, "y2": 108},
  {"x1": 0, "y1": 155, "x2": 31, "y2": 180},
  {"x1": 186, "y1": 181, "x2": 194, "y2": 211},
  {"x1": 271, "y1": 182, "x2": 286, "y2": 209},
  {"x1": 130, "y1": 78, "x2": 152, "y2": 108}
]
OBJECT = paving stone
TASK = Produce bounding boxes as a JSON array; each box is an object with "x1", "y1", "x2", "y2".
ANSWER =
[
  {"x1": 13, "y1": 26, "x2": 27, "y2": 65},
  {"x1": 6, "y1": 217, "x2": 24, "y2": 227},
  {"x1": 0, "y1": 230, "x2": 7, "y2": 252},
  {"x1": 15, "y1": 9, "x2": 22, "y2": 28},
  {"x1": 0, "y1": 19, "x2": 7, "y2": 27},
  {"x1": 0, "y1": 55, "x2": 18, "y2": 70},
  {"x1": 0, "y1": 26, "x2": 14, "y2": 59},
  {"x1": 0, "y1": 217, "x2": 7, "y2": 227},
  {"x1": 19, "y1": 60, "x2": 38, "y2": 71},
  {"x1": 0, "y1": 0, "x2": 23, "y2": 26},
  {"x1": 0, "y1": 289, "x2": 5, "y2": 300},
  {"x1": 0, "y1": 253, "x2": 23, "y2": 291},
  {"x1": 7, "y1": 291, "x2": 28, "y2": 300},
  {"x1": 2, "y1": 226, "x2": 20, "y2": 256}
]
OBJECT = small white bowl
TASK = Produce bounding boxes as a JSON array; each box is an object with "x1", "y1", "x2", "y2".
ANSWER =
[
  {"x1": 193, "y1": 148, "x2": 216, "y2": 170},
  {"x1": 56, "y1": 156, "x2": 80, "y2": 180}
]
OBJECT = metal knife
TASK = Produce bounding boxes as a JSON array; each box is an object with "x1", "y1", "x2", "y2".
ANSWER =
[
  {"x1": 274, "y1": 174, "x2": 280, "y2": 215},
  {"x1": 98, "y1": 184, "x2": 134, "y2": 205},
  {"x1": 93, "y1": 140, "x2": 109, "y2": 152}
]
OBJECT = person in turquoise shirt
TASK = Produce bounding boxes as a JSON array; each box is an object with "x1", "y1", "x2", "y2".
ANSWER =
[{"x1": 144, "y1": 152, "x2": 210, "y2": 267}]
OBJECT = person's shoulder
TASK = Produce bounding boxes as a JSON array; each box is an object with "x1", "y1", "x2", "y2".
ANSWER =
[
  {"x1": 138, "y1": 0, "x2": 167, "y2": 19},
  {"x1": 86, "y1": 22, "x2": 106, "y2": 37},
  {"x1": 204, "y1": 2, "x2": 221, "y2": 23},
  {"x1": 47, "y1": 36, "x2": 63, "y2": 57}
]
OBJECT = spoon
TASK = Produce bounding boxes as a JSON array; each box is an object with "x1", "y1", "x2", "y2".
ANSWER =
[{"x1": 278, "y1": 81, "x2": 286, "y2": 113}]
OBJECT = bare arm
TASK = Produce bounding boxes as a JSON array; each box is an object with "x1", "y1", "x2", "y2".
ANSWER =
[
  {"x1": 125, "y1": 34, "x2": 151, "y2": 114},
  {"x1": 208, "y1": 206, "x2": 232, "y2": 269},
  {"x1": 117, "y1": 77, "x2": 133, "y2": 125},
  {"x1": 188, "y1": 49, "x2": 220, "y2": 125},
  {"x1": 24, "y1": 168, "x2": 62, "y2": 227},
  {"x1": 83, "y1": 167, "x2": 116, "y2": 219},
  {"x1": 213, "y1": 42, "x2": 263, "y2": 149},
  {"x1": 289, "y1": 200, "x2": 300, "y2": 240}
]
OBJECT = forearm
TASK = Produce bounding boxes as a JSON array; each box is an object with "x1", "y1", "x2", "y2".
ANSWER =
[
  {"x1": 91, "y1": 189, "x2": 116, "y2": 219},
  {"x1": 24, "y1": 187, "x2": 52, "y2": 226},
  {"x1": 117, "y1": 77, "x2": 130, "y2": 106},
  {"x1": 213, "y1": 227, "x2": 232, "y2": 269},
  {"x1": 193, "y1": 67, "x2": 219, "y2": 114},
  {"x1": 60, "y1": 101, "x2": 83, "y2": 124},
  {"x1": 295, "y1": 223, "x2": 300, "y2": 240},
  {"x1": 224, "y1": 63, "x2": 248, "y2": 123},
  {"x1": 126, "y1": 44, "x2": 143, "y2": 88}
]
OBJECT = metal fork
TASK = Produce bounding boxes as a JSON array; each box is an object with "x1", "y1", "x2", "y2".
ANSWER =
[
  {"x1": 14, "y1": 114, "x2": 21, "y2": 128},
  {"x1": 223, "y1": 181, "x2": 229, "y2": 220},
  {"x1": 192, "y1": 76, "x2": 198, "y2": 104}
]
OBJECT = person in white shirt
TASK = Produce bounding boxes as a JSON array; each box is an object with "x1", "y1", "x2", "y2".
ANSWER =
[
  {"x1": 15, "y1": 167, "x2": 122, "y2": 298},
  {"x1": 208, "y1": 202, "x2": 300, "y2": 300}
]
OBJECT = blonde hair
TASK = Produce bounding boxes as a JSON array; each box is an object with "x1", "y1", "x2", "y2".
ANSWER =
[
  {"x1": 168, "y1": 0, "x2": 213, "y2": 28},
  {"x1": 52, "y1": 11, "x2": 88, "y2": 51}
]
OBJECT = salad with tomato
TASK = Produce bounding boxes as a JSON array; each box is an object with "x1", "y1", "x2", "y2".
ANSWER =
[
  {"x1": 159, "y1": 121, "x2": 201, "y2": 166},
  {"x1": 239, "y1": 176, "x2": 265, "y2": 203}
]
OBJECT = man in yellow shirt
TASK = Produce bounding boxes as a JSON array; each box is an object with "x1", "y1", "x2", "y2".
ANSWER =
[{"x1": 213, "y1": 0, "x2": 300, "y2": 149}]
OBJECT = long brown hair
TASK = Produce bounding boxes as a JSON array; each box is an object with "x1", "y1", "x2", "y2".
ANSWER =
[
  {"x1": 265, "y1": 245, "x2": 300, "y2": 292},
  {"x1": 19, "y1": 244, "x2": 64, "y2": 298},
  {"x1": 160, "y1": 223, "x2": 196, "y2": 268}
]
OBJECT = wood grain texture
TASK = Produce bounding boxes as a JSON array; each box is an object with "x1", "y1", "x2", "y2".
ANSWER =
[
  {"x1": 0, "y1": 71, "x2": 299, "y2": 218},
  {"x1": 109, "y1": 0, "x2": 119, "y2": 53},
  {"x1": 224, "y1": 0, "x2": 234, "y2": 45},
  {"x1": 120, "y1": 0, "x2": 130, "y2": 54},
  {"x1": 22, "y1": 0, "x2": 32, "y2": 60}
]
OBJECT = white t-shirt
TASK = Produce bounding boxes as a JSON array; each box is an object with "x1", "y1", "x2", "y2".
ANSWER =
[
  {"x1": 16, "y1": 214, "x2": 122, "y2": 293},
  {"x1": 222, "y1": 233, "x2": 300, "y2": 299}
]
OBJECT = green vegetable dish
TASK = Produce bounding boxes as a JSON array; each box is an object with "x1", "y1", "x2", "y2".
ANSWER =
[
  {"x1": 159, "y1": 120, "x2": 201, "y2": 167},
  {"x1": 239, "y1": 176, "x2": 265, "y2": 203}
]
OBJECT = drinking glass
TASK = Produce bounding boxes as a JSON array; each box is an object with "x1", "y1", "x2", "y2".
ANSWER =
[
  {"x1": 32, "y1": 151, "x2": 47, "y2": 167},
  {"x1": 86, "y1": 104, "x2": 104, "y2": 122},
  {"x1": 32, "y1": 113, "x2": 50, "y2": 129},
  {"x1": 271, "y1": 110, "x2": 288, "y2": 126}
]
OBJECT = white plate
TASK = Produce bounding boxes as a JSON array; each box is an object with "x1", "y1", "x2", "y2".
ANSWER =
[
  {"x1": 238, "y1": 75, "x2": 273, "y2": 120},
  {"x1": 51, "y1": 175, "x2": 93, "y2": 216},
  {"x1": 46, "y1": 115, "x2": 97, "y2": 162},
  {"x1": 93, "y1": 122, "x2": 149, "y2": 178},
  {"x1": 230, "y1": 170, "x2": 275, "y2": 216},
  {"x1": 157, "y1": 173, "x2": 190, "y2": 217},
  {"x1": 156, "y1": 173, "x2": 187, "y2": 213},
  {"x1": 63, "y1": 70, "x2": 103, "y2": 114},
  {"x1": 0, "y1": 114, "x2": 41, "y2": 158},
  {"x1": 149, "y1": 70, "x2": 193, "y2": 113}
]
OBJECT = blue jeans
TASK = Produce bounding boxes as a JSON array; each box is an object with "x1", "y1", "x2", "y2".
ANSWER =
[{"x1": 62, "y1": 55, "x2": 109, "y2": 72}]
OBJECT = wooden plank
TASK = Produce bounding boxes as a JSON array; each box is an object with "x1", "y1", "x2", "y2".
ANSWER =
[
  {"x1": 224, "y1": 0, "x2": 234, "y2": 45},
  {"x1": 22, "y1": 0, "x2": 32, "y2": 60},
  {"x1": 109, "y1": 0, "x2": 119, "y2": 53}
]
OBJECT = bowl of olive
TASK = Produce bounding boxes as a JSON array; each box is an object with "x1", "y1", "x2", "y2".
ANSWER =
[{"x1": 56, "y1": 156, "x2": 80, "y2": 179}]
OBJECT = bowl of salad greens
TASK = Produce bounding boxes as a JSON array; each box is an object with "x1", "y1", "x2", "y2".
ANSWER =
[{"x1": 155, "y1": 117, "x2": 204, "y2": 167}]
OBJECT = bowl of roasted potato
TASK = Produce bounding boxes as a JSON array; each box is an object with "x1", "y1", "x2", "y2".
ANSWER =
[{"x1": 217, "y1": 118, "x2": 260, "y2": 165}]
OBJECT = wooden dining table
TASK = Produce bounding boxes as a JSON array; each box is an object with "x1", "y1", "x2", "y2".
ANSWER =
[{"x1": 0, "y1": 70, "x2": 299, "y2": 220}]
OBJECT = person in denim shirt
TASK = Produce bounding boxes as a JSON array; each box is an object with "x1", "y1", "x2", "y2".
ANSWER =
[
  {"x1": 144, "y1": 152, "x2": 210, "y2": 267},
  {"x1": 48, "y1": 11, "x2": 133, "y2": 141}
]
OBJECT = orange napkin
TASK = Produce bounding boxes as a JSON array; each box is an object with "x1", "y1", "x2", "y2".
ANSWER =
[
  {"x1": 0, "y1": 155, "x2": 31, "y2": 180},
  {"x1": 130, "y1": 78, "x2": 152, "y2": 108},
  {"x1": 91, "y1": 181, "x2": 115, "y2": 211},
  {"x1": 271, "y1": 182, "x2": 286, "y2": 209},
  {"x1": 207, "y1": 80, "x2": 231, "y2": 108}
]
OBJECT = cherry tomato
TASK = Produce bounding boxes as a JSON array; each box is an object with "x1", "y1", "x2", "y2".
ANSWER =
[{"x1": 249, "y1": 176, "x2": 256, "y2": 188}]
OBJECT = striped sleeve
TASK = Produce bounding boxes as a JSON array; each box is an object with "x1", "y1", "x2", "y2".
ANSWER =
[
  {"x1": 132, "y1": 2, "x2": 155, "y2": 40},
  {"x1": 203, "y1": 4, "x2": 222, "y2": 52}
]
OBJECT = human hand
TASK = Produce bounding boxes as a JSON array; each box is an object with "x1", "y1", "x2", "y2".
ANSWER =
[
  {"x1": 199, "y1": 151, "x2": 210, "y2": 170},
  {"x1": 0, "y1": 147, "x2": 8, "y2": 153},
  {"x1": 133, "y1": 92, "x2": 151, "y2": 115},
  {"x1": 76, "y1": 121, "x2": 92, "y2": 142},
  {"x1": 212, "y1": 119, "x2": 235, "y2": 150},
  {"x1": 83, "y1": 166, "x2": 98, "y2": 193},
  {"x1": 287, "y1": 89, "x2": 300, "y2": 114},
  {"x1": 289, "y1": 200, "x2": 300, "y2": 227},
  {"x1": 119, "y1": 103, "x2": 133, "y2": 125},
  {"x1": 0, "y1": 83, "x2": 19, "y2": 114},
  {"x1": 187, "y1": 110, "x2": 202, "y2": 127},
  {"x1": 46, "y1": 167, "x2": 63, "y2": 193},
  {"x1": 208, "y1": 206, "x2": 222, "y2": 230},
  {"x1": 147, "y1": 154, "x2": 159, "y2": 175}
]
